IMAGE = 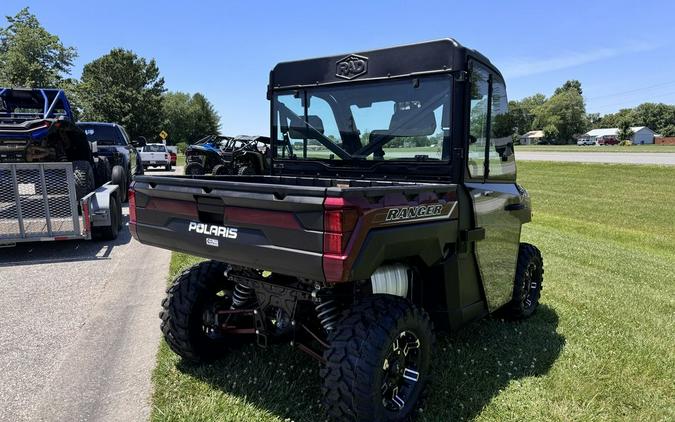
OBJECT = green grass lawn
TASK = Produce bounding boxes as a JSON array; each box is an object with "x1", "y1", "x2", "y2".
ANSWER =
[
  {"x1": 151, "y1": 162, "x2": 675, "y2": 421},
  {"x1": 516, "y1": 144, "x2": 675, "y2": 153},
  {"x1": 176, "y1": 153, "x2": 185, "y2": 167}
]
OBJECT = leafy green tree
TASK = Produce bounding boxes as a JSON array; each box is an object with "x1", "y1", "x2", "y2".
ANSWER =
[
  {"x1": 618, "y1": 119, "x2": 634, "y2": 141},
  {"x1": 507, "y1": 94, "x2": 546, "y2": 135},
  {"x1": 534, "y1": 84, "x2": 587, "y2": 144},
  {"x1": 554, "y1": 80, "x2": 583, "y2": 96},
  {"x1": 543, "y1": 124, "x2": 559, "y2": 142},
  {"x1": 631, "y1": 103, "x2": 675, "y2": 132},
  {"x1": 0, "y1": 7, "x2": 77, "y2": 87},
  {"x1": 77, "y1": 48, "x2": 165, "y2": 140},
  {"x1": 659, "y1": 125, "x2": 675, "y2": 137},
  {"x1": 162, "y1": 91, "x2": 220, "y2": 144}
]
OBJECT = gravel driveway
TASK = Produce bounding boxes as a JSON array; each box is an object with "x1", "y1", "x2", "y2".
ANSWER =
[{"x1": 0, "y1": 167, "x2": 180, "y2": 422}]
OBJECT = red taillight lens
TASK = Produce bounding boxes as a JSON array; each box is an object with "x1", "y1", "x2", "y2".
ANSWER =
[
  {"x1": 323, "y1": 197, "x2": 360, "y2": 282},
  {"x1": 82, "y1": 199, "x2": 90, "y2": 234},
  {"x1": 128, "y1": 188, "x2": 136, "y2": 224}
]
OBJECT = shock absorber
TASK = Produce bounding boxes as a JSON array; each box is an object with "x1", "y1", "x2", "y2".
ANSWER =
[
  {"x1": 231, "y1": 283, "x2": 256, "y2": 309},
  {"x1": 315, "y1": 299, "x2": 340, "y2": 332}
]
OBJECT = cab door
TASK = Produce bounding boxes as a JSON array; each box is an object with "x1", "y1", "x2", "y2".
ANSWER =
[{"x1": 465, "y1": 61, "x2": 524, "y2": 312}]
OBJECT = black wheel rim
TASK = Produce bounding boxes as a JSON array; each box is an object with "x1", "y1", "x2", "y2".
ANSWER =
[
  {"x1": 381, "y1": 330, "x2": 422, "y2": 412},
  {"x1": 520, "y1": 262, "x2": 539, "y2": 310}
]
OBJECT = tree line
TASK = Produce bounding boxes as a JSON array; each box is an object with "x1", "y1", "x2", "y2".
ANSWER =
[
  {"x1": 507, "y1": 79, "x2": 675, "y2": 144},
  {"x1": 0, "y1": 8, "x2": 220, "y2": 144}
]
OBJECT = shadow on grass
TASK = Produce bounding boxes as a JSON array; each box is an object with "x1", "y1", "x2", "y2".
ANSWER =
[{"x1": 176, "y1": 304, "x2": 564, "y2": 421}]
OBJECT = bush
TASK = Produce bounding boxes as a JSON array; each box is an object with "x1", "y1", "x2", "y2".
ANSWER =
[
  {"x1": 619, "y1": 140, "x2": 633, "y2": 146},
  {"x1": 176, "y1": 142, "x2": 188, "y2": 154}
]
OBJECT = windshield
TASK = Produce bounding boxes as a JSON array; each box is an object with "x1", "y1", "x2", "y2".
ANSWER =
[
  {"x1": 272, "y1": 75, "x2": 452, "y2": 162},
  {"x1": 144, "y1": 144, "x2": 166, "y2": 152},
  {"x1": 78, "y1": 124, "x2": 124, "y2": 146}
]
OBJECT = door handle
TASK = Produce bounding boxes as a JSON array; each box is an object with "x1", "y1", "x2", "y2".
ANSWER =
[{"x1": 505, "y1": 203, "x2": 525, "y2": 211}]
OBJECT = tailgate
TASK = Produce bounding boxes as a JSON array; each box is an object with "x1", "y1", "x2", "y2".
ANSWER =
[
  {"x1": 131, "y1": 176, "x2": 327, "y2": 280},
  {"x1": 0, "y1": 162, "x2": 82, "y2": 243}
]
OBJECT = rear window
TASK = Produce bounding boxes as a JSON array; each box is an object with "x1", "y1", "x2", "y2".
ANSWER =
[
  {"x1": 144, "y1": 144, "x2": 166, "y2": 152},
  {"x1": 78, "y1": 124, "x2": 124, "y2": 146}
]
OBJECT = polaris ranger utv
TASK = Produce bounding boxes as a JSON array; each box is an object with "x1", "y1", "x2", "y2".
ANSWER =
[{"x1": 130, "y1": 39, "x2": 543, "y2": 421}]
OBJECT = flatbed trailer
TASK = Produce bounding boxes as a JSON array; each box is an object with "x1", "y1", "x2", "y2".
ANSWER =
[{"x1": 0, "y1": 162, "x2": 123, "y2": 245}]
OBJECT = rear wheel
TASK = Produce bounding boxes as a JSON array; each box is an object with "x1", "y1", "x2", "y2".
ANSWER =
[
  {"x1": 237, "y1": 165, "x2": 255, "y2": 175},
  {"x1": 111, "y1": 165, "x2": 128, "y2": 202},
  {"x1": 72, "y1": 160, "x2": 95, "y2": 202},
  {"x1": 504, "y1": 243, "x2": 544, "y2": 319},
  {"x1": 211, "y1": 164, "x2": 229, "y2": 175},
  {"x1": 160, "y1": 260, "x2": 243, "y2": 362},
  {"x1": 165, "y1": 162, "x2": 172, "y2": 171},
  {"x1": 93, "y1": 157, "x2": 111, "y2": 187},
  {"x1": 185, "y1": 162, "x2": 205, "y2": 175},
  {"x1": 322, "y1": 295, "x2": 435, "y2": 422}
]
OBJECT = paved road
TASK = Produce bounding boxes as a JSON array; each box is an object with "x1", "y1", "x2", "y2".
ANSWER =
[
  {"x1": 0, "y1": 167, "x2": 180, "y2": 422},
  {"x1": 516, "y1": 151, "x2": 675, "y2": 165}
]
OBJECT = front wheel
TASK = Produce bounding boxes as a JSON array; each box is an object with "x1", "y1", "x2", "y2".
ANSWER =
[
  {"x1": 321, "y1": 295, "x2": 435, "y2": 422},
  {"x1": 185, "y1": 162, "x2": 205, "y2": 176},
  {"x1": 504, "y1": 243, "x2": 544, "y2": 319}
]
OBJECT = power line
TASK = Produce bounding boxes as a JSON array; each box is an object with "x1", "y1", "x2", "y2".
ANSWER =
[
  {"x1": 590, "y1": 90, "x2": 675, "y2": 112},
  {"x1": 586, "y1": 80, "x2": 675, "y2": 101}
]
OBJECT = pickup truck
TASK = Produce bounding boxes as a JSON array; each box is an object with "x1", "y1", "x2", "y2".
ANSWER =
[
  {"x1": 139, "y1": 143, "x2": 171, "y2": 171},
  {"x1": 130, "y1": 39, "x2": 544, "y2": 422}
]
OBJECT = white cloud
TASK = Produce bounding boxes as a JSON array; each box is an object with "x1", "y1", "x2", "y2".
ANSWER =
[{"x1": 500, "y1": 42, "x2": 659, "y2": 79}]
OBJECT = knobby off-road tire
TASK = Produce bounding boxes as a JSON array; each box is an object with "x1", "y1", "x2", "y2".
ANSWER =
[
  {"x1": 237, "y1": 165, "x2": 255, "y2": 175},
  {"x1": 111, "y1": 165, "x2": 127, "y2": 202},
  {"x1": 160, "y1": 260, "x2": 240, "y2": 362},
  {"x1": 185, "y1": 162, "x2": 205, "y2": 176},
  {"x1": 72, "y1": 160, "x2": 95, "y2": 202},
  {"x1": 211, "y1": 164, "x2": 229, "y2": 175},
  {"x1": 321, "y1": 295, "x2": 435, "y2": 422},
  {"x1": 504, "y1": 243, "x2": 544, "y2": 319}
]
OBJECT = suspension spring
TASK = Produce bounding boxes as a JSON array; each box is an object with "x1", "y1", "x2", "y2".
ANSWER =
[
  {"x1": 315, "y1": 300, "x2": 340, "y2": 332},
  {"x1": 231, "y1": 283, "x2": 256, "y2": 309}
]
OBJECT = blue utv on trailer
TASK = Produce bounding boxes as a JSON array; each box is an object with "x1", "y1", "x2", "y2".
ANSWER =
[{"x1": 0, "y1": 88, "x2": 124, "y2": 244}]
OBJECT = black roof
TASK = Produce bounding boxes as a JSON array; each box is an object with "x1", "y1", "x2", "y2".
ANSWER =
[{"x1": 269, "y1": 38, "x2": 502, "y2": 91}]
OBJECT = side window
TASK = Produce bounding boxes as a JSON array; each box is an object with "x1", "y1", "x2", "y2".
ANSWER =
[
  {"x1": 468, "y1": 63, "x2": 489, "y2": 178},
  {"x1": 488, "y1": 79, "x2": 516, "y2": 180}
]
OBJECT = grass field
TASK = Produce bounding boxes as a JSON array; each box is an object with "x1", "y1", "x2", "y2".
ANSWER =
[
  {"x1": 151, "y1": 162, "x2": 675, "y2": 421},
  {"x1": 516, "y1": 144, "x2": 675, "y2": 153}
]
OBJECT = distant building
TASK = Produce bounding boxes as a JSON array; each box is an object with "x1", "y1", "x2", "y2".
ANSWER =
[
  {"x1": 655, "y1": 136, "x2": 675, "y2": 145},
  {"x1": 584, "y1": 126, "x2": 656, "y2": 144},
  {"x1": 519, "y1": 130, "x2": 545, "y2": 145}
]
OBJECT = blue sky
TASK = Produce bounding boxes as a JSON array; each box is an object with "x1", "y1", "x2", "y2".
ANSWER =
[{"x1": 3, "y1": 1, "x2": 674, "y2": 134}]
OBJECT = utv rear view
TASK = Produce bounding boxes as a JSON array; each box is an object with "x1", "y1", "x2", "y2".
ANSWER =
[{"x1": 131, "y1": 38, "x2": 544, "y2": 421}]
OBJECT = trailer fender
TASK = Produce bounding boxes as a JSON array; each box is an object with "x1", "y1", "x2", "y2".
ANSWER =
[{"x1": 83, "y1": 182, "x2": 120, "y2": 227}]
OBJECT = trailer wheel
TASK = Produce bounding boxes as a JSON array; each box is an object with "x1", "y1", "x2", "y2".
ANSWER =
[
  {"x1": 73, "y1": 160, "x2": 95, "y2": 202},
  {"x1": 321, "y1": 295, "x2": 435, "y2": 422},
  {"x1": 185, "y1": 162, "x2": 205, "y2": 175},
  {"x1": 94, "y1": 194, "x2": 120, "y2": 240},
  {"x1": 504, "y1": 243, "x2": 544, "y2": 319},
  {"x1": 111, "y1": 165, "x2": 128, "y2": 202},
  {"x1": 160, "y1": 260, "x2": 244, "y2": 362}
]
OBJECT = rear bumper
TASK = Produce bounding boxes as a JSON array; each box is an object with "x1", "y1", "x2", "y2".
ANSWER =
[{"x1": 133, "y1": 221, "x2": 324, "y2": 280}]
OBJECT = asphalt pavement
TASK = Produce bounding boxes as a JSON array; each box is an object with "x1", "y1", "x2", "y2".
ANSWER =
[
  {"x1": 0, "y1": 167, "x2": 180, "y2": 422},
  {"x1": 516, "y1": 151, "x2": 675, "y2": 165}
]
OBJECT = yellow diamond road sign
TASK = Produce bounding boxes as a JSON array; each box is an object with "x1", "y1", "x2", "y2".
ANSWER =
[{"x1": 159, "y1": 130, "x2": 168, "y2": 140}]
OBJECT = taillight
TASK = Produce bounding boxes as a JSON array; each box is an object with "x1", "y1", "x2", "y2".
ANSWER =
[
  {"x1": 323, "y1": 197, "x2": 359, "y2": 282},
  {"x1": 82, "y1": 199, "x2": 91, "y2": 235},
  {"x1": 128, "y1": 188, "x2": 136, "y2": 224}
]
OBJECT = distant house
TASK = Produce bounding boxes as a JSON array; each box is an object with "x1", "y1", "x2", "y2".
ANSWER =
[
  {"x1": 584, "y1": 127, "x2": 656, "y2": 144},
  {"x1": 519, "y1": 130, "x2": 545, "y2": 145}
]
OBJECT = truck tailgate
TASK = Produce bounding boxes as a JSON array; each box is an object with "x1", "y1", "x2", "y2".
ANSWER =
[{"x1": 131, "y1": 176, "x2": 328, "y2": 280}]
